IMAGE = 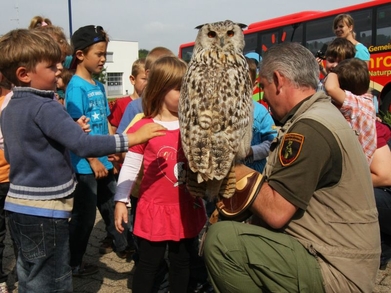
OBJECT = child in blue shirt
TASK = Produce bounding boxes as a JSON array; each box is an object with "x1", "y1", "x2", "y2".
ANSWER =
[
  {"x1": 65, "y1": 25, "x2": 131, "y2": 275},
  {"x1": 245, "y1": 57, "x2": 277, "y2": 172}
]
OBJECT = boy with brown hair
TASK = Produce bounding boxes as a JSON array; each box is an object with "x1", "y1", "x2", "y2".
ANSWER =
[
  {"x1": 65, "y1": 25, "x2": 135, "y2": 275},
  {"x1": 317, "y1": 37, "x2": 356, "y2": 79},
  {"x1": 325, "y1": 58, "x2": 376, "y2": 164},
  {"x1": 0, "y1": 28, "x2": 165, "y2": 292},
  {"x1": 117, "y1": 47, "x2": 175, "y2": 134},
  {"x1": 109, "y1": 58, "x2": 147, "y2": 133}
]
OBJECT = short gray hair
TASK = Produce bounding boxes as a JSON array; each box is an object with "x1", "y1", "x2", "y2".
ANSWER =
[{"x1": 259, "y1": 43, "x2": 319, "y2": 90}]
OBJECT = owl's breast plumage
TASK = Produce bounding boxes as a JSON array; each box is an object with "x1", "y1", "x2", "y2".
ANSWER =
[{"x1": 179, "y1": 26, "x2": 253, "y2": 189}]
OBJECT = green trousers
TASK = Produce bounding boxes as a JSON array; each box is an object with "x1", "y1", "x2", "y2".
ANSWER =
[{"x1": 204, "y1": 221, "x2": 325, "y2": 293}]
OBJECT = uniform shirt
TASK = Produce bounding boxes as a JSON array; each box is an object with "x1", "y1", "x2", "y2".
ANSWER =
[
  {"x1": 265, "y1": 92, "x2": 379, "y2": 292},
  {"x1": 267, "y1": 100, "x2": 342, "y2": 210}
]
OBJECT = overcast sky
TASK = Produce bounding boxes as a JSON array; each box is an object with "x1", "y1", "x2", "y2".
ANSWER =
[{"x1": 2, "y1": 0, "x2": 366, "y2": 54}]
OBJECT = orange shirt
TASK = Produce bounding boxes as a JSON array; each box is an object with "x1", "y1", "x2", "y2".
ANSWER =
[{"x1": 0, "y1": 94, "x2": 10, "y2": 183}]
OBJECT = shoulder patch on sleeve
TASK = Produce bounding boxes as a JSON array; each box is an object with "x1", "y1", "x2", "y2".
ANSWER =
[{"x1": 279, "y1": 133, "x2": 304, "y2": 166}]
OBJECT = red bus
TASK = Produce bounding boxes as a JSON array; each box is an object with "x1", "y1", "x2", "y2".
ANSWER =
[{"x1": 178, "y1": 0, "x2": 391, "y2": 112}]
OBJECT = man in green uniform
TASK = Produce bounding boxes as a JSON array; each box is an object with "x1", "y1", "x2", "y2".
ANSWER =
[{"x1": 204, "y1": 42, "x2": 380, "y2": 293}]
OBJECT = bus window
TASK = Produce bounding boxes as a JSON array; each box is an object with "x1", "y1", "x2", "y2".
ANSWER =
[
  {"x1": 281, "y1": 23, "x2": 304, "y2": 44},
  {"x1": 260, "y1": 30, "x2": 279, "y2": 53},
  {"x1": 376, "y1": 4, "x2": 391, "y2": 46},
  {"x1": 349, "y1": 9, "x2": 373, "y2": 46},
  {"x1": 181, "y1": 46, "x2": 194, "y2": 63},
  {"x1": 306, "y1": 16, "x2": 335, "y2": 55},
  {"x1": 244, "y1": 32, "x2": 258, "y2": 53}
]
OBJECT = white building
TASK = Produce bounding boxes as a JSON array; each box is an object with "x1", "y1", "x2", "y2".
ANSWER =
[{"x1": 105, "y1": 40, "x2": 139, "y2": 98}]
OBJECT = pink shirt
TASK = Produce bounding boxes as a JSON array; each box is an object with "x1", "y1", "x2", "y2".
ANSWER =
[
  {"x1": 129, "y1": 118, "x2": 206, "y2": 241},
  {"x1": 339, "y1": 91, "x2": 376, "y2": 164}
]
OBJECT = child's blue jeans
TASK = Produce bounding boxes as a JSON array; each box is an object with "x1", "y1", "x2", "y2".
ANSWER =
[
  {"x1": 69, "y1": 170, "x2": 127, "y2": 266},
  {"x1": 7, "y1": 212, "x2": 72, "y2": 292}
]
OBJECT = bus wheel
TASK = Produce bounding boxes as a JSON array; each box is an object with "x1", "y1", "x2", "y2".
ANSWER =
[{"x1": 380, "y1": 91, "x2": 391, "y2": 115}]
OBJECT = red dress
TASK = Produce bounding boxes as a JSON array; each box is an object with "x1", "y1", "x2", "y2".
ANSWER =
[{"x1": 129, "y1": 118, "x2": 206, "y2": 241}]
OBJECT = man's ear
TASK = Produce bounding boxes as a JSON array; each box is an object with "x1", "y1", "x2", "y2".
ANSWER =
[
  {"x1": 15, "y1": 67, "x2": 31, "y2": 84},
  {"x1": 273, "y1": 71, "x2": 284, "y2": 93}
]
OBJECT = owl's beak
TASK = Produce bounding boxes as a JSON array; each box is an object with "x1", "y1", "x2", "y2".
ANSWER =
[{"x1": 220, "y1": 37, "x2": 225, "y2": 47}]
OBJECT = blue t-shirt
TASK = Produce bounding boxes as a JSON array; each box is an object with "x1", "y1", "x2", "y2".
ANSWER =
[
  {"x1": 117, "y1": 98, "x2": 143, "y2": 134},
  {"x1": 245, "y1": 101, "x2": 277, "y2": 172},
  {"x1": 65, "y1": 75, "x2": 112, "y2": 174},
  {"x1": 355, "y1": 43, "x2": 370, "y2": 61}
]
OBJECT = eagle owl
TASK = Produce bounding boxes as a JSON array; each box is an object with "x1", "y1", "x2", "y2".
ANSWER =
[{"x1": 179, "y1": 20, "x2": 253, "y2": 200}]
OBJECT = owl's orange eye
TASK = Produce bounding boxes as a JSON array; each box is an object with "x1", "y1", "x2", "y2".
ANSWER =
[
  {"x1": 227, "y1": 30, "x2": 234, "y2": 37},
  {"x1": 207, "y1": 31, "x2": 216, "y2": 38}
]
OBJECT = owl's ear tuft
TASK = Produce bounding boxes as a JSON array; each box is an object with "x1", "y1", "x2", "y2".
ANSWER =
[
  {"x1": 237, "y1": 23, "x2": 247, "y2": 29},
  {"x1": 195, "y1": 24, "x2": 206, "y2": 30}
]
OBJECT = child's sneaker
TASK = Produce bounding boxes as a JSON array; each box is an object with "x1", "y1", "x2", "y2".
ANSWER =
[
  {"x1": 99, "y1": 236, "x2": 113, "y2": 254},
  {"x1": 72, "y1": 262, "x2": 99, "y2": 277}
]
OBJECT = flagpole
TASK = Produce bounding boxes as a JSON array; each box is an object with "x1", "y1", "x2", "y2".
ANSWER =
[{"x1": 68, "y1": 0, "x2": 73, "y2": 36}]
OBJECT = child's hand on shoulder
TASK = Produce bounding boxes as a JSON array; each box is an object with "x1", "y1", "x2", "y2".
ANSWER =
[{"x1": 127, "y1": 122, "x2": 167, "y2": 147}]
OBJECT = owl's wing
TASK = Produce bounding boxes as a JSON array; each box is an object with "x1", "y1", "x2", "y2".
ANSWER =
[{"x1": 179, "y1": 61, "x2": 198, "y2": 174}]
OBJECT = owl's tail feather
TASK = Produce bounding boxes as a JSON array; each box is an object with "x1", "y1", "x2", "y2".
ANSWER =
[
  {"x1": 218, "y1": 165, "x2": 236, "y2": 199},
  {"x1": 205, "y1": 164, "x2": 236, "y2": 201},
  {"x1": 205, "y1": 179, "x2": 223, "y2": 202},
  {"x1": 186, "y1": 166, "x2": 236, "y2": 201},
  {"x1": 186, "y1": 169, "x2": 207, "y2": 198}
]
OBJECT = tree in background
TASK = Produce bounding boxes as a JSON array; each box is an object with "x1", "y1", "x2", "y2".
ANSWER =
[
  {"x1": 92, "y1": 67, "x2": 107, "y2": 84},
  {"x1": 139, "y1": 49, "x2": 149, "y2": 59}
]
